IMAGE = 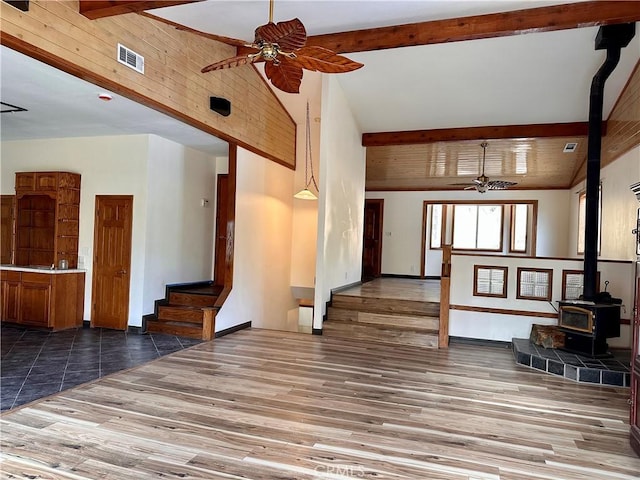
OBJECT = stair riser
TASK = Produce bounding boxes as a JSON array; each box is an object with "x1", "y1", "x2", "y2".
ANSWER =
[
  {"x1": 328, "y1": 307, "x2": 439, "y2": 331},
  {"x1": 158, "y1": 306, "x2": 204, "y2": 322},
  {"x1": 169, "y1": 292, "x2": 217, "y2": 307},
  {"x1": 146, "y1": 321, "x2": 203, "y2": 339},
  {"x1": 331, "y1": 295, "x2": 439, "y2": 317},
  {"x1": 323, "y1": 322, "x2": 438, "y2": 349}
]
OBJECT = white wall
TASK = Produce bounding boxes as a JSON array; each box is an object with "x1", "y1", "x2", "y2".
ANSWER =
[
  {"x1": 449, "y1": 253, "x2": 635, "y2": 346},
  {"x1": 569, "y1": 145, "x2": 640, "y2": 261},
  {"x1": 1, "y1": 135, "x2": 218, "y2": 327},
  {"x1": 215, "y1": 147, "x2": 299, "y2": 332},
  {"x1": 314, "y1": 76, "x2": 367, "y2": 329},
  {"x1": 142, "y1": 135, "x2": 217, "y2": 314},
  {"x1": 264, "y1": 71, "x2": 323, "y2": 290},
  {"x1": 365, "y1": 189, "x2": 571, "y2": 276},
  {"x1": 1, "y1": 135, "x2": 150, "y2": 325}
]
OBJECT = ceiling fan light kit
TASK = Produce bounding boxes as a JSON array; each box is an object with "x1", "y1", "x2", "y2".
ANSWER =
[{"x1": 201, "y1": 0, "x2": 363, "y2": 93}]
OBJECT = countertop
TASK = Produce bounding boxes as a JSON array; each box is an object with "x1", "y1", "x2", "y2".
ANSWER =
[{"x1": 0, "y1": 265, "x2": 86, "y2": 274}]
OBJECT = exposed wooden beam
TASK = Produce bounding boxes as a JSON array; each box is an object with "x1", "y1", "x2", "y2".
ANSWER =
[
  {"x1": 79, "y1": 1, "x2": 203, "y2": 20},
  {"x1": 306, "y1": 1, "x2": 640, "y2": 54},
  {"x1": 362, "y1": 122, "x2": 603, "y2": 147}
]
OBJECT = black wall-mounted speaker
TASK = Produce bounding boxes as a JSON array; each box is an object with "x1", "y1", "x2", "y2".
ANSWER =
[
  {"x1": 3, "y1": 0, "x2": 29, "y2": 11},
  {"x1": 210, "y1": 97, "x2": 231, "y2": 117}
]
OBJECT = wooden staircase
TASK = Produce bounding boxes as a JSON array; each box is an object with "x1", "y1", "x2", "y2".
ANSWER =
[
  {"x1": 145, "y1": 282, "x2": 222, "y2": 340},
  {"x1": 323, "y1": 291, "x2": 441, "y2": 348}
]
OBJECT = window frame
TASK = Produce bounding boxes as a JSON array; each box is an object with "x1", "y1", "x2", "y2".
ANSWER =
[
  {"x1": 509, "y1": 204, "x2": 528, "y2": 253},
  {"x1": 561, "y1": 269, "x2": 600, "y2": 300},
  {"x1": 473, "y1": 265, "x2": 508, "y2": 298},
  {"x1": 516, "y1": 267, "x2": 553, "y2": 302},
  {"x1": 451, "y1": 204, "x2": 504, "y2": 252},
  {"x1": 577, "y1": 187, "x2": 602, "y2": 256},
  {"x1": 429, "y1": 204, "x2": 446, "y2": 250}
]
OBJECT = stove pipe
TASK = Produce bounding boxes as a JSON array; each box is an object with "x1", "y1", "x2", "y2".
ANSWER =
[{"x1": 583, "y1": 23, "x2": 635, "y2": 301}]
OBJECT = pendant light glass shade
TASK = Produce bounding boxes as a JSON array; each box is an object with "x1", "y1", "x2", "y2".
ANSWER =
[
  {"x1": 294, "y1": 188, "x2": 317, "y2": 200},
  {"x1": 294, "y1": 101, "x2": 318, "y2": 200}
]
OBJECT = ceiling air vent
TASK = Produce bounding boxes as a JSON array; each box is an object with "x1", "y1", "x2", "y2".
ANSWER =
[
  {"x1": 563, "y1": 142, "x2": 578, "y2": 153},
  {"x1": 117, "y1": 43, "x2": 144, "y2": 74}
]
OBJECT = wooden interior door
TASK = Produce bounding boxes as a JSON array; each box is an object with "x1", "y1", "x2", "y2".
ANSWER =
[
  {"x1": 362, "y1": 199, "x2": 384, "y2": 279},
  {"x1": 214, "y1": 174, "x2": 229, "y2": 287},
  {"x1": 1, "y1": 195, "x2": 15, "y2": 264},
  {"x1": 631, "y1": 275, "x2": 640, "y2": 457},
  {"x1": 91, "y1": 195, "x2": 133, "y2": 330}
]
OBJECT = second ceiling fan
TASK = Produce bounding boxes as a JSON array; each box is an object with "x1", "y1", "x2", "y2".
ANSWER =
[
  {"x1": 201, "y1": 0, "x2": 364, "y2": 94},
  {"x1": 452, "y1": 142, "x2": 518, "y2": 193}
]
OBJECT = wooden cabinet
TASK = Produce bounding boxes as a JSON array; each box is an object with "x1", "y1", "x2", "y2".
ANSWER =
[
  {"x1": 631, "y1": 277, "x2": 640, "y2": 457},
  {"x1": 19, "y1": 273, "x2": 51, "y2": 327},
  {"x1": 14, "y1": 172, "x2": 81, "y2": 269},
  {"x1": 1, "y1": 270, "x2": 20, "y2": 322},
  {"x1": 0, "y1": 269, "x2": 85, "y2": 330}
]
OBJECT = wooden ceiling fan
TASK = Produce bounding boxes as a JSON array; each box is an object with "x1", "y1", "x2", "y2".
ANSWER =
[
  {"x1": 452, "y1": 142, "x2": 518, "y2": 193},
  {"x1": 201, "y1": 0, "x2": 364, "y2": 94}
]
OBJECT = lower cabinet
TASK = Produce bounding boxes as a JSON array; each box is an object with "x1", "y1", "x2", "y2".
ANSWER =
[
  {"x1": 1, "y1": 271, "x2": 20, "y2": 322},
  {"x1": 20, "y1": 273, "x2": 51, "y2": 327},
  {"x1": 0, "y1": 270, "x2": 85, "y2": 330}
]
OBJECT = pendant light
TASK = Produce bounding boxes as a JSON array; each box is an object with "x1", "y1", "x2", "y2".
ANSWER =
[{"x1": 294, "y1": 101, "x2": 318, "y2": 200}]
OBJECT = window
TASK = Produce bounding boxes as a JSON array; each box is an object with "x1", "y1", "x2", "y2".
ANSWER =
[
  {"x1": 473, "y1": 265, "x2": 508, "y2": 298},
  {"x1": 577, "y1": 188, "x2": 601, "y2": 255},
  {"x1": 452, "y1": 204, "x2": 503, "y2": 251},
  {"x1": 430, "y1": 204, "x2": 444, "y2": 249},
  {"x1": 517, "y1": 268, "x2": 553, "y2": 301},
  {"x1": 510, "y1": 204, "x2": 528, "y2": 253},
  {"x1": 562, "y1": 269, "x2": 600, "y2": 300}
]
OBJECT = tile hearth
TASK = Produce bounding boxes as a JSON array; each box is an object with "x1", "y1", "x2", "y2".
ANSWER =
[{"x1": 512, "y1": 338, "x2": 631, "y2": 387}]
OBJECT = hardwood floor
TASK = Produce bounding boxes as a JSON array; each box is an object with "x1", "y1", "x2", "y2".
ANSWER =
[
  {"x1": 1, "y1": 329, "x2": 638, "y2": 479},
  {"x1": 339, "y1": 277, "x2": 441, "y2": 303}
]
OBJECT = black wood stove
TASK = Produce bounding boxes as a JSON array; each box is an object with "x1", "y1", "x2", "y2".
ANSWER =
[{"x1": 558, "y1": 301, "x2": 620, "y2": 357}]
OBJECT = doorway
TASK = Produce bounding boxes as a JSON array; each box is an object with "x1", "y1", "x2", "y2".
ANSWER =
[
  {"x1": 91, "y1": 195, "x2": 133, "y2": 330},
  {"x1": 362, "y1": 199, "x2": 384, "y2": 280}
]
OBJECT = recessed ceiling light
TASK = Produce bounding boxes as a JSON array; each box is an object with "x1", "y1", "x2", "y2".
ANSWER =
[
  {"x1": 563, "y1": 142, "x2": 578, "y2": 153},
  {"x1": 98, "y1": 93, "x2": 113, "y2": 102}
]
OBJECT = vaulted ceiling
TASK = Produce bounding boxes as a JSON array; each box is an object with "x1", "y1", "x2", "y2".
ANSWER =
[{"x1": 3, "y1": 1, "x2": 640, "y2": 190}]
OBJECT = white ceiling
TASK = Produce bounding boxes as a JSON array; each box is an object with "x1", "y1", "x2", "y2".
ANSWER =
[
  {"x1": 151, "y1": 0, "x2": 639, "y2": 132},
  {"x1": 0, "y1": 46, "x2": 229, "y2": 155},
  {"x1": 1, "y1": 1, "x2": 638, "y2": 155}
]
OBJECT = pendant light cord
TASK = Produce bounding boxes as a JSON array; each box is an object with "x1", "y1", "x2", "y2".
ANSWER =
[{"x1": 305, "y1": 101, "x2": 318, "y2": 191}]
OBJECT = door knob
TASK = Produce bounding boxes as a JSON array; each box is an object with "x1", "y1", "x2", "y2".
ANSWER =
[{"x1": 117, "y1": 270, "x2": 127, "y2": 275}]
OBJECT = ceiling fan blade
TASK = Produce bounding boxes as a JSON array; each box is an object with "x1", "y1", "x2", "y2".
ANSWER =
[
  {"x1": 450, "y1": 182, "x2": 476, "y2": 186},
  {"x1": 291, "y1": 46, "x2": 364, "y2": 73},
  {"x1": 201, "y1": 54, "x2": 258, "y2": 73},
  {"x1": 264, "y1": 57, "x2": 303, "y2": 94},
  {"x1": 464, "y1": 186, "x2": 477, "y2": 191},
  {"x1": 487, "y1": 180, "x2": 518, "y2": 190},
  {"x1": 255, "y1": 18, "x2": 307, "y2": 51}
]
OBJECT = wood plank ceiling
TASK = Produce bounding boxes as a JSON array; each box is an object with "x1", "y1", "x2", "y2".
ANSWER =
[{"x1": 77, "y1": 1, "x2": 640, "y2": 192}]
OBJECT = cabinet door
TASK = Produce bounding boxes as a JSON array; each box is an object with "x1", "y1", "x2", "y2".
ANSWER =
[
  {"x1": 35, "y1": 173, "x2": 58, "y2": 191},
  {"x1": 20, "y1": 280, "x2": 51, "y2": 327},
  {"x1": 15, "y1": 173, "x2": 35, "y2": 191},
  {"x1": 1, "y1": 279, "x2": 20, "y2": 322}
]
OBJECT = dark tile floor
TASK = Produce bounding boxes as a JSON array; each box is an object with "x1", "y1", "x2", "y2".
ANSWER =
[{"x1": 1, "y1": 325, "x2": 202, "y2": 411}]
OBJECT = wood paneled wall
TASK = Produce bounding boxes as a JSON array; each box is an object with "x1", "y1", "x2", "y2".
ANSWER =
[
  {"x1": 0, "y1": 0, "x2": 296, "y2": 169},
  {"x1": 573, "y1": 59, "x2": 640, "y2": 184}
]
